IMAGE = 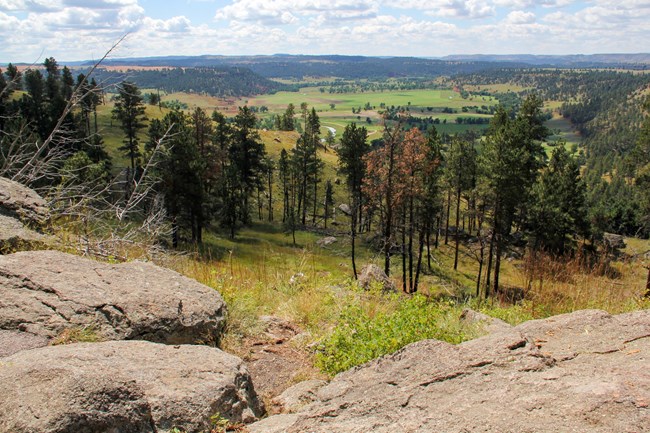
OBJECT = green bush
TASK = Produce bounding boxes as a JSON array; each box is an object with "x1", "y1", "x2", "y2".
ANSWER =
[{"x1": 315, "y1": 295, "x2": 475, "y2": 375}]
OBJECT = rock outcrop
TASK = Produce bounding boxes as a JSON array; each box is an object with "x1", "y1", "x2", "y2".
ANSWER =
[
  {"x1": 251, "y1": 309, "x2": 650, "y2": 433},
  {"x1": 604, "y1": 232, "x2": 626, "y2": 250},
  {"x1": 0, "y1": 340, "x2": 264, "y2": 433},
  {"x1": 358, "y1": 263, "x2": 396, "y2": 292},
  {"x1": 316, "y1": 236, "x2": 337, "y2": 247},
  {"x1": 460, "y1": 308, "x2": 512, "y2": 334},
  {"x1": 0, "y1": 250, "x2": 226, "y2": 349},
  {"x1": 0, "y1": 177, "x2": 51, "y2": 252}
]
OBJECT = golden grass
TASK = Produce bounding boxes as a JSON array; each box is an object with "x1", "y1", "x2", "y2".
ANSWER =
[{"x1": 510, "y1": 250, "x2": 649, "y2": 317}]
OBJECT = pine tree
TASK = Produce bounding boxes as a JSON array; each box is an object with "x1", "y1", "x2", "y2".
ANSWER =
[
  {"x1": 112, "y1": 81, "x2": 147, "y2": 192},
  {"x1": 337, "y1": 123, "x2": 368, "y2": 278},
  {"x1": 526, "y1": 145, "x2": 588, "y2": 254}
]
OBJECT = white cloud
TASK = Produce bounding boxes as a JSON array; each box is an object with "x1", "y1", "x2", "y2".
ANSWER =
[
  {"x1": 493, "y1": 0, "x2": 576, "y2": 8},
  {"x1": 1, "y1": 0, "x2": 649, "y2": 62},
  {"x1": 505, "y1": 10, "x2": 535, "y2": 24},
  {"x1": 215, "y1": 0, "x2": 379, "y2": 24},
  {"x1": 390, "y1": 0, "x2": 495, "y2": 19}
]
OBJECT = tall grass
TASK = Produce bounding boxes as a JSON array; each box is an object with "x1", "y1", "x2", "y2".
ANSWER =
[{"x1": 152, "y1": 228, "x2": 650, "y2": 376}]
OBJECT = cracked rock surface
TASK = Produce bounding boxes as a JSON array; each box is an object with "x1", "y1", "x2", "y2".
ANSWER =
[
  {"x1": 0, "y1": 177, "x2": 51, "y2": 252},
  {"x1": 0, "y1": 250, "x2": 226, "y2": 351},
  {"x1": 0, "y1": 340, "x2": 264, "y2": 433},
  {"x1": 250, "y1": 309, "x2": 650, "y2": 433}
]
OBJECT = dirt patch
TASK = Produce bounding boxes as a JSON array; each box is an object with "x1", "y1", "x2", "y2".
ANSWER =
[{"x1": 233, "y1": 316, "x2": 326, "y2": 406}]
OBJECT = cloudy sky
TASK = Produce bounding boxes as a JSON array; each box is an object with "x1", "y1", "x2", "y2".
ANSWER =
[{"x1": 1, "y1": 0, "x2": 648, "y2": 63}]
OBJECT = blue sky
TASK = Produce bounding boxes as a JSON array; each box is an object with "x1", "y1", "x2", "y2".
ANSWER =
[{"x1": 1, "y1": 0, "x2": 648, "y2": 63}]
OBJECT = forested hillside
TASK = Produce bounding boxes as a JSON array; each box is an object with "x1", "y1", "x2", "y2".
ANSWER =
[
  {"x1": 454, "y1": 68, "x2": 650, "y2": 236},
  {"x1": 91, "y1": 66, "x2": 293, "y2": 97},
  {"x1": 90, "y1": 55, "x2": 527, "y2": 80}
]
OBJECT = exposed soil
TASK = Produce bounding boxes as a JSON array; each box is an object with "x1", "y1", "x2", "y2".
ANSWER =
[{"x1": 234, "y1": 316, "x2": 326, "y2": 408}]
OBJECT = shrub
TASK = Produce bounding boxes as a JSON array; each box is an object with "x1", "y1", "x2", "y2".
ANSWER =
[{"x1": 315, "y1": 295, "x2": 476, "y2": 375}]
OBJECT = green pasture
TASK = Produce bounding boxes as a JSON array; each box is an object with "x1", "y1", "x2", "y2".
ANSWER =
[
  {"x1": 545, "y1": 114, "x2": 582, "y2": 153},
  {"x1": 241, "y1": 87, "x2": 498, "y2": 113}
]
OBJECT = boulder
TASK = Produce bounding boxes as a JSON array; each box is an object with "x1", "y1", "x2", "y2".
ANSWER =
[
  {"x1": 338, "y1": 203, "x2": 351, "y2": 216},
  {"x1": 250, "y1": 309, "x2": 650, "y2": 433},
  {"x1": 0, "y1": 177, "x2": 51, "y2": 252},
  {"x1": 604, "y1": 232, "x2": 626, "y2": 250},
  {"x1": 358, "y1": 263, "x2": 395, "y2": 292},
  {"x1": 0, "y1": 214, "x2": 50, "y2": 252},
  {"x1": 270, "y1": 379, "x2": 327, "y2": 414},
  {"x1": 0, "y1": 177, "x2": 50, "y2": 227},
  {"x1": 316, "y1": 236, "x2": 337, "y2": 247},
  {"x1": 0, "y1": 340, "x2": 264, "y2": 433},
  {"x1": 0, "y1": 250, "x2": 226, "y2": 346},
  {"x1": 0, "y1": 329, "x2": 49, "y2": 357},
  {"x1": 459, "y1": 308, "x2": 512, "y2": 334}
]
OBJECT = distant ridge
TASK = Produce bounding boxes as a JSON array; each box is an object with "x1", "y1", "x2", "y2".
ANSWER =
[
  {"x1": 5, "y1": 53, "x2": 647, "y2": 81},
  {"x1": 440, "y1": 53, "x2": 650, "y2": 66}
]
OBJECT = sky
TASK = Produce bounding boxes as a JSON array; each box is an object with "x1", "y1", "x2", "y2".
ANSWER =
[{"x1": 0, "y1": 0, "x2": 649, "y2": 63}]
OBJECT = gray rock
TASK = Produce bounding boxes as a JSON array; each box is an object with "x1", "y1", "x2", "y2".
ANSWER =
[
  {"x1": 358, "y1": 263, "x2": 396, "y2": 292},
  {"x1": 316, "y1": 236, "x2": 337, "y2": 247},
  {"x1": 270, "y1": 379, "x2": 327, "y2": 414},
  {"x1": 0, "y1": 178, "x2": 51, "y2": 252},
  {"x1": 0, "y1": 177, "x2": 50, "y2": 228},
  {"x1": 0, "y1": 214, "x2": 50, "y2": 252},
  {"x1": 250, "y1": 309, "x2": 650, "y2": 433},
  {"x1": 604, "y1": 232, "x2": 626, "y2": 250},
  {"x1": 460, "y1": 308, "x2": 512, "y2": 334},
  {"x1": 0, "y1": 340, "x2": 264, "y2": 433},
  {"x1": 0, "y1": 250, "x2": 226, "y2": 346},
  {"x1": 0, "y1": 329, "x2": 48, "y2": 357},
  {"x1": 338, "y1": 203, "x2": 351, "y2": 216}
]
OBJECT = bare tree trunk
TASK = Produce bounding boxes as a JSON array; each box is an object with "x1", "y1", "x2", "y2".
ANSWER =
[
  {"x1": 435, "y1": 213, "x2": 441, "y2": 249},
  {"x1": 475, "y1": 215, "x2": 484, "y2": 298},
  {"x1": 454, "y1": 186, "x2": 461, "y2": 270},
  {"x1": 312, "y1": 177, "x2": 317, "y2": 225},
  {"x1": 408, "y1": 197, "x2": 414, "y2": 292},
  {"x1": 414, "y1": 225, "x2": 425, "y2": 293},
  {"x1": 485, "y1": 229, "x2": 495, "y2": 299},
  {"x1": 268, "y1": 168, "x2": 273, "y2": 222},
  {"x1": 444, "y1": 188, "x2": 451, "y2": 245},
  {"x1": 494, "y1": 232, "x2": 502, "y2": 296},
  {"x1": 402, "y1": 208, "x2": 407, "y2": 293},
  {"x1": 426, "y1": 223, "x2": 432, "y2": 271},
  {"x1": 351, "y1": 219, "x2": 358, "y2": 279}
]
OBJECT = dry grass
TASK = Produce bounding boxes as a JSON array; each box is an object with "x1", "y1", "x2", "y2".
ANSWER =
[{"x1": 511, "y1": 250, "x2": 649, "y2": 317}]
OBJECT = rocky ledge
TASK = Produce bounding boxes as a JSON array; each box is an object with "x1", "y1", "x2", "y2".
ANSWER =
[
  {"x1": 0, "y1": 340, "x2": 263, "y2": 433},
  {"x1": 251, "y1": 309, "x2": 650, "y2": 433},
  {"x1": 0, "y1": 249, "x2": 226, "y2": 352}
]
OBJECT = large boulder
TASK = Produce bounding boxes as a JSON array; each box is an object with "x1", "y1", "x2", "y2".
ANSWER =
[
  {"x1": 459, "y1": 308, "x2": 512, "y2": 334},
  {"x1": 0, "y1": 177, "x2": 51, "y2": 252},
  {"x1": 0, "y1": 177, "x2": 50, "y2": 227},
  {"x1": 0, "y1": 340, "x2": 264, "y2": 433},
  {"x1": 250, "y1": 309, "x2": 650, "y2": 433},
  {"x1": 358, "y1": 263, "x2": 395, "y2": 292},
  {"x1": 316, "y1": 236, "x2": 337, "y2": 247},
  {"x1": 604, "y1": 232, "x2": 626, "y2": 250},
  {"x1": 338, "y1": 203, "x2": 351, "y2": 216},
  {"x1": 0, "y1": 250, "x2": 226, "y2": 349}
]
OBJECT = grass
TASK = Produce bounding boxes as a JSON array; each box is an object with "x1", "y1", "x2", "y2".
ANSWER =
[
  {"x1": 158, "y1": 216, "x2": 649, "y2": 378},
  {"x1": 51, "y1": 325, "x2": 101, "y2": 345},
  {"x1": 545, "y1": 113, "x2": 582, "y2": 148},
  {"x1": 315, "y1": 293, "x2": 479, "y2": 375}
]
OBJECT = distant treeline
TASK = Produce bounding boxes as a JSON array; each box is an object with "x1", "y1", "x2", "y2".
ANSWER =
[
  {"x1": 91, "y1": 66, "x2": 295, "y2": 97},
  {"x1": 93, "y1": 55, "x2": 530, "y2": 80}
]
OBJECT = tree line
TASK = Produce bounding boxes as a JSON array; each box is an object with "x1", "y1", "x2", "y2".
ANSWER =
[{"x1": 333, "y1": 95, "x2": 618, "y2": 297}]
